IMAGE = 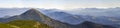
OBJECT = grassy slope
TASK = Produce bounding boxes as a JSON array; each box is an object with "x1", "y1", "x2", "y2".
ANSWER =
[
  {"x1": 0, "y1": 20, "x2": 52, "y2": 28},
  {"x1": 0, "y1": 23, "x2": 15, "y2": 28}
]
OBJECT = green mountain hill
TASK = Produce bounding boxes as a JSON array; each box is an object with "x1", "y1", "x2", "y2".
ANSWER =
[
  {"x1": 0, "y1": 20, "x2": 52, "y2": 28},
  {"x1": 7, "y1": 20, "x2": 52, "y2": 28},
  {"x1": 0, "y1": 23, "x2": 15, "y2": 28}
]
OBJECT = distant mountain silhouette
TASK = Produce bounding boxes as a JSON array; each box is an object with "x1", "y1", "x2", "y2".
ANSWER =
[
  {"x1": 0, "y1": 8, "x2": 116, "y2": 28},
  {"x1": 44, "y1": 11, "x2": 86, "y2": 24}
]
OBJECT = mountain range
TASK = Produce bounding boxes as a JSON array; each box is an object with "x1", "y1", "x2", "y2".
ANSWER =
[{"x1": 0, "y1": 8, "x2": 116, "y2": 28}]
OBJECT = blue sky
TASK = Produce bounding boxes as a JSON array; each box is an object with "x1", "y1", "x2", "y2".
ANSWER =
[{"x1": 0, "y1": 0, "x2": 120, "y2": 9}]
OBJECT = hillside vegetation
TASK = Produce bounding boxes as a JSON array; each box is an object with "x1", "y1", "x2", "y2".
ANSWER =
[{"x1": 0, "y1": 20, "x2": 52, "y2": 28}]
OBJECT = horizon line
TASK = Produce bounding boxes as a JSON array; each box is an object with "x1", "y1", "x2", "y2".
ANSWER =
[{"x1": 0, "y1": 7, "x2": 120, "y2": 9}]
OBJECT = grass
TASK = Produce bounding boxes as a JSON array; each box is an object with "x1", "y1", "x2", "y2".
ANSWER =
[{"x1": 0, "y1": 20, "x2": 52, "y2": 28}]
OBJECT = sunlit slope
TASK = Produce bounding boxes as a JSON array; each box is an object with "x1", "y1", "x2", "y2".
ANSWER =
[
  {"x1": 7, "y1": 20, "x2": 52, "y2": 28},
  {"x1": 0, "y1": 20, "x2": 52, "y2": 28},
  {"x1": 0, "y1": 23, "x2": 15, "y2": 28}
]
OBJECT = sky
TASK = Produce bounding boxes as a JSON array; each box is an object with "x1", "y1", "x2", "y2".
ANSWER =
[{"x1": 0, "y1": 0, "x2": 120, "y2": 9}]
